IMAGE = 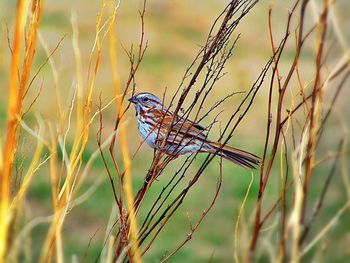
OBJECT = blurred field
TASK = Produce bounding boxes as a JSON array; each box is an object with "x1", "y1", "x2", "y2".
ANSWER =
[{"x1": 1, "y1": 0, "x2": 350, "y2": 262}]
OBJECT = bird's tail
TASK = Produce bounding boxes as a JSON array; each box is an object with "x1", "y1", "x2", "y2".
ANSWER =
[{"x1": 208, "y1": 142, "x2": 260, "y2": 169}]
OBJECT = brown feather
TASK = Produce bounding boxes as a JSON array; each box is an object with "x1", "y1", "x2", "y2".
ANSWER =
[{"x1": 209, "y1": 142, "x2": 260, "y2": 169}]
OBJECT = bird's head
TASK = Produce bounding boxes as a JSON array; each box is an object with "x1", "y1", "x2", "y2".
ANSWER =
[{"x1": 128, "y1": 92, "x2": 164, "y2": 113}]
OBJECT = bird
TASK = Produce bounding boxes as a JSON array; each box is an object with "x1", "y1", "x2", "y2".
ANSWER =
[{"x1": 128, "y1": 92, "x2": 260, "y2": 169}]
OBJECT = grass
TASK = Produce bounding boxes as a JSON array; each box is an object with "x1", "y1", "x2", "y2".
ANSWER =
[{"x1": 1, "y1": 0, "x2": 350, "y2": 262}]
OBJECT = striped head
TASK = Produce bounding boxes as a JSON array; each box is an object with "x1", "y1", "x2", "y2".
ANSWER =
[
  {"x1": 128, "y1": 92, "x2": 166, "y2": 148},
  {"x1": 128, "y1": 92, "x2": 164, "y2": 115}
]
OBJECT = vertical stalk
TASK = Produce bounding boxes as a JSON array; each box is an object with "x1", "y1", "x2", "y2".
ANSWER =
[{"x1": 108, "y1": 3, "x2": 141, "y2": 262}]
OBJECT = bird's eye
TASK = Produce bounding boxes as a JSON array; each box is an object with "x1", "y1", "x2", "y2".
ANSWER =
[{"x1": 142, "y1": 97, "x2": 149, "y2": 102}]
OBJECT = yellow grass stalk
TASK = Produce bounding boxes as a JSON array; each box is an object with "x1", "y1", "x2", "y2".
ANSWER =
[
  {"x1": 0, "y1": 1, "x2": 28, "y2": 259},
  {"x1": 288, "y1": 127, "x2": 308, "y2": 263},
  {"x1": 101, "y1": 204, "x2": 118, "y2": 263},
  {"x1": 275, "y1": 89, "x2": 295, "y2": 263},
  {"x1": 1, "y1": 0, "x2": 43, "y2": 261},
  {"x1": 340, "y1": 134, "x2": 350, "y2": 201},
  {"x1": 38, "y1": 2, "x2": 118, "y2": 262},
  {"x1": 107, "y1": 235, "x2": 117, "y2": 263},
  {"x1": 299, "y1": 201, "x2": 350, "y2": 258},
  {"x1": 10, "y1": 118, "x2": 46, "y2": 211},
  {"x1": 0, "y1": 140, "x2": 3, "y2": 171},
  {"x1": 234, "y1": 173, "x2": 254, "y2": 263},
  {"x1": 108, "y1": 2, "x2": 142, "y2": 262},
  {"x1": 5, "y1": 117, "x2": 48, "y2": 262},
  {"x1": 62, "y1": 1, "x2": 115, "y2": 198},
  {"x1": 38, "y1": 32, "x2": 63, "y2": 119}
]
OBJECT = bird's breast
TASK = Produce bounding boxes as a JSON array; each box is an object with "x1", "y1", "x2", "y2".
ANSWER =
[{"x1": 137, "y1": 113, "x2": 159, "y2": 149}]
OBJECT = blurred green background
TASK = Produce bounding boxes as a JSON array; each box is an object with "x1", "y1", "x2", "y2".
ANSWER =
[{"x1": 1, "y1": 0, "x2": 350, "y2": 262}]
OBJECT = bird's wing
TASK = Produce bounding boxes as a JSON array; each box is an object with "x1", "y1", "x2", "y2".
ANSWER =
[{"x1": 159, "y1": 113, "x2": 207, "y2": 141}]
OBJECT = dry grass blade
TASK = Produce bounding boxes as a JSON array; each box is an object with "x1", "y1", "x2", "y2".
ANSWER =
[
  {"x1": 234, "y1": 172, "x2": 254, "y2": 263},
  {"x1": 1, "y1": 1, "x2": 43, "y2": 261},
  {"x1": 1, "y1": 0, "x2": 349, "y2": 262},
  {"x1": 108, "y1": 0, "x2": 141, "y2": 261}
]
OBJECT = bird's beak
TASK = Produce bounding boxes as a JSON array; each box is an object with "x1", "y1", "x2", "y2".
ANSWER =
[{"x1": 128, "y1": 96, "x2": 137, "y2": 104}]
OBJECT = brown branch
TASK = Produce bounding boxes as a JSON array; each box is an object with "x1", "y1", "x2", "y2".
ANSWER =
[
  {"x1": 301, "y1": 0, "x2": 329, "y2": 226},
  {"x1": 299, "y1": 138, "x2": 345, "y2": 245},
  {"x1": 250, "y1": 0, "x2": 310, "y2": 254},
  {"x1": 160, "y1": 158, "x2": 223, "y2": 262}
]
